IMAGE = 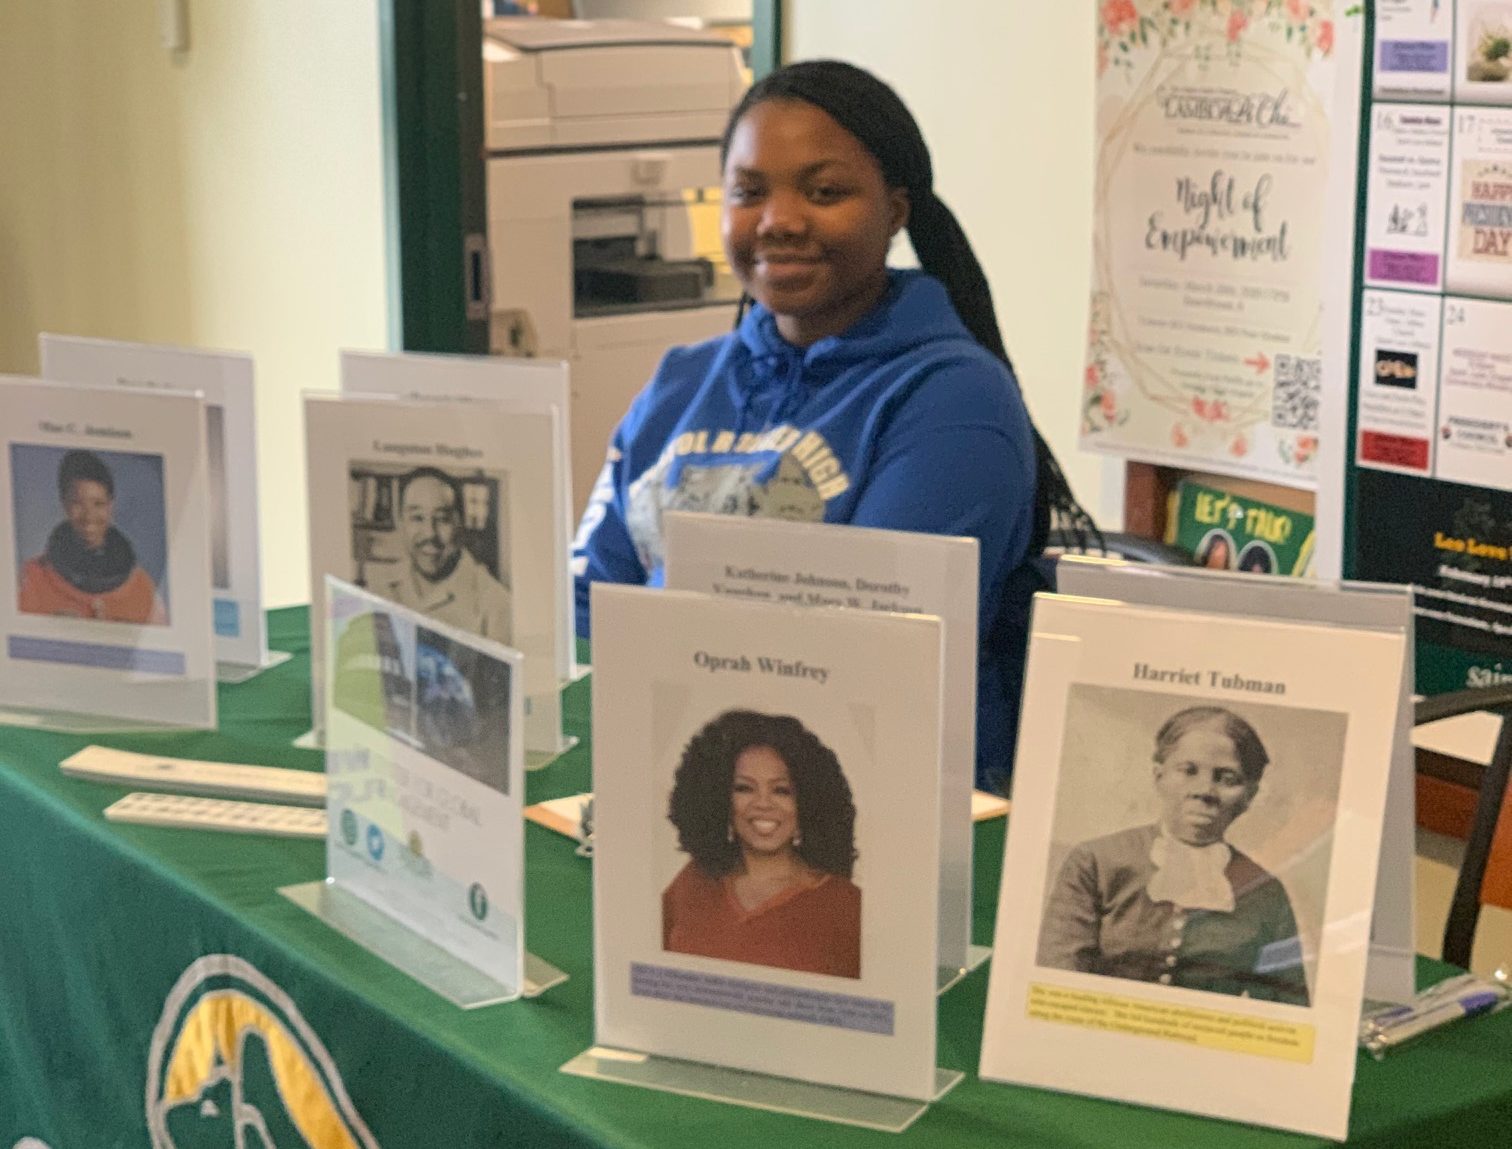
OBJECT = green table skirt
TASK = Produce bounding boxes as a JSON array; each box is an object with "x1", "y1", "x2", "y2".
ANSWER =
[{"x1": 1, "y1": 608, "x2": 1509, "y2": 1147}]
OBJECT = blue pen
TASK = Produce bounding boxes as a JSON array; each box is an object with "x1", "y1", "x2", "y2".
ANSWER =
[
  {"x1": 1362, "y1": 974, "x2": 1479, "y2": 1032},
  {"x1": 1375, "y1": 990, "x2": 1503, "y2": 1049}
]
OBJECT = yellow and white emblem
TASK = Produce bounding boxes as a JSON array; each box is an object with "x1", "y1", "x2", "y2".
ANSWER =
[{"x1": 146, "y1": 955, "x2": 379, "y2": 1149}]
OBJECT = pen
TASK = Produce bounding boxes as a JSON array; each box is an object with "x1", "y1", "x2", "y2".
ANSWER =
[{"x1": 1374, "y1": 990, "x2": 1503, "y2": 1048}]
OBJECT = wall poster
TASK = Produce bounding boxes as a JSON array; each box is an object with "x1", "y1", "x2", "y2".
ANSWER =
[
  {"x1": 1349, "y1": 0, "x2": 1512, "y2": 693},
  {"x1": 1084, "y1": 1, "x2": 1356, "y2": 486}
]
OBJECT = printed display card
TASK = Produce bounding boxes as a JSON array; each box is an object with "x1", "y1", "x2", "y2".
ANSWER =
[
  {"x1": 1437, "y1": 295, "x2": 1512, "y2": 491},
  {"x1": 340, "y1": 349, "x2": 576, "y2": 681},
  {"x1": 39, "y1": 334, "x2": 274, "y2": 674},
  {"x1": 1455, "y1": 0, "x2": 1512, "y2": 105},
  {"x1": 980, "y1": 595, "x2": 1406, "y2": 1138},
  {"x1": 1446, "y1": 105, "x2": 1512, "y2": 297},
  {"x1": 1055, "y1": 557, "x2": 1419, "y2": 1005},
  {"x1": 305, "y1": 393, "x2": 560, "y2": 753},
  {"x1": 0, "y1": 376, "x2": 215, "y2": 729},
  {"x1": 1363, "y1": 103, "x2": 1452, "y2": 292},
  {"x1": 323, "y1": 577, "x2": 525, "y2": 992},
  {"x1": 662, "y1": 511, "x2": 980, "y2": 977},
  {"x1": 1376, "y1": 0, "x2": 1454, "y2": 101},
  {"x1": 1355, "y1": 290, "x2": 1443, "y2": 475},
  {"x1": 590, "y1": 584, "x2": 946, "y2": 1101}
]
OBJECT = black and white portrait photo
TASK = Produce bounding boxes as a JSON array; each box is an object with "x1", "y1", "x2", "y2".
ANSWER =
[
  {"x1": 348, "y1": 462, "x2": 512, "y2": 645},
  {"x1": 1035, "y1": 686, "x2": 1347, "y2": 1008}
]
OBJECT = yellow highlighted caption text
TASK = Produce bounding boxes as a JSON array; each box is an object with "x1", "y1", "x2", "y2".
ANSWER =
[{"x1": 1027, "y1": 982, "x2": 1315, "y2": 1064}]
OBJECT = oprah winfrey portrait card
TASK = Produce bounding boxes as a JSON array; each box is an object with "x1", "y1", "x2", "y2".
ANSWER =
[{"x1": 586, "y1": 584, "x2": 948, "y2": 1104}]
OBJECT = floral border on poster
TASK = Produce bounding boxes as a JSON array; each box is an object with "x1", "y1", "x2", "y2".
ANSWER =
[{"x1": 1098, "y1": 0, "x2": 1341, "y2": 80}]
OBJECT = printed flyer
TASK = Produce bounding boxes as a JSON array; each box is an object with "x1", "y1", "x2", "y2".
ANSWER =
[
  {"x1": 1455, "y1": 0, "x2": 1512, "y2": 105},
  {"x1": 1346, "y1": 1, "x2": 1512, "y2": 690},
  {"x1": 1363, "y1": 103, "x2": 1452, "y2": 291},
  {"x1": 1355, "y1": 289, "x2": 1442, "y2": 476},
  {"x1": 1164, "y1": 477, "x2": 1316, "y2": 575},
  {"x1": 1445, "y1": 106, "x2": 1512, "y2": 297},
  {"x1": 1083, "y1": 0, "x2": 1352, "y2": 485},
  {"x1": 1375, "y1": 0, "x2": 1454, "y2": 100},
  {"x1": 1437, "y1": 295, "x2": 1512, "y2": 490}
]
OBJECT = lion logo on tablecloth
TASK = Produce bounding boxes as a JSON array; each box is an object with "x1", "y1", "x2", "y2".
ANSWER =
[{"x1": 146, "y1": 955, "x2": 379, "y2": 1148}]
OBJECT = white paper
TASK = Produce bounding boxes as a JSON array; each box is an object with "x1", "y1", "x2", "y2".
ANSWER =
[
  {"x1": 324, "y1": 577, "x2": 525, "y2": 987},
  {"x1": 980, "y1": 595, "x2": 1406, "y2": 1139},
  {"x1": 1363, "y1": 104, "x2": 1452, "y2": 292},
  {"x1": 0, "y1": 376, "x2": 215, "y2": 728},
  {"x1": 340, "y1": 349, "x2": 576, "y2": 682},
  {"x1": 1355, "y1": 290, "x2": 1442, "y2": 476},
  {"x1": 1455, "y1": 1, "x2": 1512, "y2": 105},
  {"x1": 305, "y1": 393, "x2": 560, "y2": 751},
  {"x1": 1376, "y1": 0, "x2": 1454, "y2": 101},
  {"x1": 591, "y1": 584, "x2": 945, "y2": 1101},
  {"x1": 1445, "y1": 106, "x2": 1512, "y2": 298},
  {"x1": 662, "y1": 511, "x2": 978, "y2": 976},
  {"x1": 1436, "y1": 295, "x2": 1512, "y2": 490},
  {"x1": 38, "y1": 335, "x2": 268, "y2": 669}
]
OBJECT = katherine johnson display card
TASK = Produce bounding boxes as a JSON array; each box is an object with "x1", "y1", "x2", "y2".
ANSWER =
[
  {"x1": 39, "y1": 334, "x2": 270, "y2": 670},
  {"x1": 590, "y1": 584, "x2": 945, "y2": 1101},
  {"x1": 662, "y1": 510, "x2": 979, "y2": 978},
  {"x1": 305, "y1": 393, "x2": 555, "y2": 745},
  {"x1": 0, "y1": 376, "x2": 215, "y2": 728},
  {"x1": 980, "y1": 595, "x2": 1405, "y2": 1140}
]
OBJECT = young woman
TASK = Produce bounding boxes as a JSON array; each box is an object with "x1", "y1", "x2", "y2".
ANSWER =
[
  {"x1": 663, "y1": 710, "x2": 861, "y2": 979},
  {"x1": 573, "y1": 61, "x2": 1094, "y2": 790}
]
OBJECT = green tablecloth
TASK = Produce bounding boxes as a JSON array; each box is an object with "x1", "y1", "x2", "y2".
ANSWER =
[{"x1": 2, "y1": 608, "x2": 1510, "y2": 1147}]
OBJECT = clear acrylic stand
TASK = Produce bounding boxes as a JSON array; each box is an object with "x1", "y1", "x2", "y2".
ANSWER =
[
  {"x1": 561, "y1": 1047, "x2": 963, "y2": 1133},
  {"x1": 525, "y1": 686, "x2": 576, "y2": 771},
  {"x1": 216, "y1": 649, "x2": 293, "y2": 684},
  {"x1": 301, "y1": 704, "x2": 581, "y2": 765},
  {"x1": 936, "y1": 944, "x2": 993, "y2": 996},
  {"x1": 526, "y1": 734, "x2": 579, "y2": 771},
  {"x1": 0, "y1": 707, "x2": 201, "y2": 735},
  {"x1": 280, "y1": 879, "x2": 567, "y2": 1007}
]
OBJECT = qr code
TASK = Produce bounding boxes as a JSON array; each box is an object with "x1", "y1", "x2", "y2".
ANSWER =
[{"x1": 1272, "y1": 354, "x2": 1320, "y2": 431}]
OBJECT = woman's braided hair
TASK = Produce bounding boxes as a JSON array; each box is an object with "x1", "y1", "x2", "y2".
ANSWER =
[{"x1": 720, "y1": 59, "x2": 1098, "y2": 552}]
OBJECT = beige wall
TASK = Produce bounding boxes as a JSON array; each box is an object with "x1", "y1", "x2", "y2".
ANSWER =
[
  {"x1": 784, "y1": 1, "x2": 1123, "y2": 527},
  {"x1": 0, "y1": 2, "x2": 390, "y2": 607}
]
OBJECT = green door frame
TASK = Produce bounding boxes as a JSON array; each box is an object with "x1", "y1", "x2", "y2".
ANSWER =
[
  {"x1": 380, "y1": 0, "x2": 781, "y2": 356},
  {"x1": 752, "y1": 0, "x2": 782, "y2": 81},
  {"x1": 379, "y1": 0, "x2": 488, "y2": 355}
]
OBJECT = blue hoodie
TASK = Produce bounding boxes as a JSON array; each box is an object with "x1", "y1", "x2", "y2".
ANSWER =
[{"x1": 573, "y1": 269, "x2": 1039, "y2": 789}]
